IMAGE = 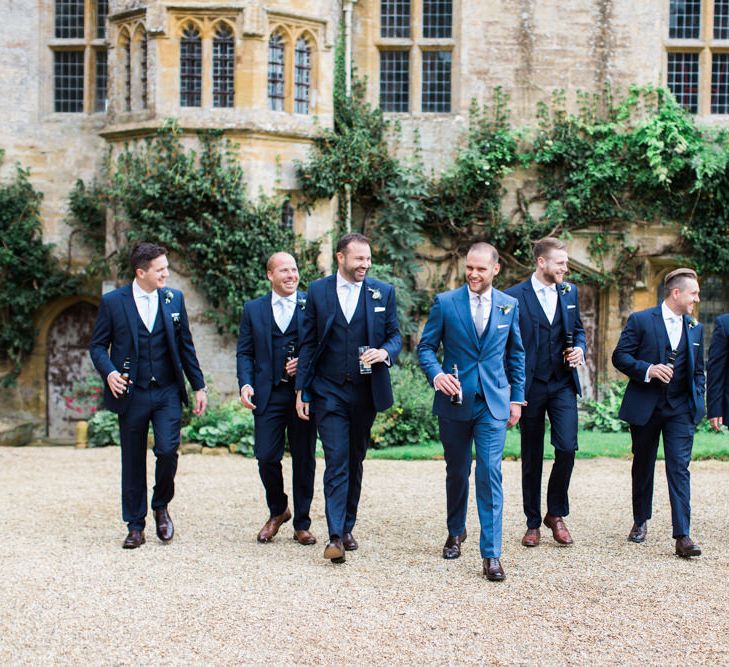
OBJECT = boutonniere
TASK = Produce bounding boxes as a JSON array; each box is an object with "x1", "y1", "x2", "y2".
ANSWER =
[
  {"x1": 497, "y1": 303, "x2": 513, "y2": 315},
  {"x1": 559, "y1": 283, "x2": 571, "y2": 296},
  {"x1": 163, "y1": 289, "x2": 174, "y2": 305},
  {"x1": 688, "y1": 316, "x2": 698, "y2": 329},
  {"x1": 171, "y1": 312, "x2": 181, "y2": 332},
  {"x1": 368, "y1": 287, "x2": 382, "y2": 301},
  {"x1": 297, "y1": 297, "x2": 307, "y2": 310}
]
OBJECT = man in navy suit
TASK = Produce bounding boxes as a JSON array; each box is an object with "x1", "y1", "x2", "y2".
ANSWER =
[
  {"x1": 505, "y1": 238, "x2": 586, "y2": 548},
  {"x1": 418, "y1": 242, "x2": 525, "y2": 581},
  {"x1": 295, "y1": 233, "x2": 401, "y2": 563},
  {"x1": 89, "y1": 243, "x2": 208, "y2": 549},
  {"x1": 612, "y1": 267, "x2": 705, "y2": 557},
  {"x1": 237, "y1": 252, "x2": 317, "y2": 546},
  {"x1": 707, "y1": 313, "x2": 729, "y2": 432}
]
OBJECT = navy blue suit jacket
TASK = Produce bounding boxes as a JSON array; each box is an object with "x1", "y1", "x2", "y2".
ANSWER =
[
  {"x1": 707, "y1": 313, "x2": 729, "y2": 423},
  {"x1": 295, "y1": 275, "x2": 402, "y2": 413},
  {"x1": 612, "y1": 306, "x2": 705, "y2": 426},
  {"x1": 236, "y1": 290, "x2": 306, "y2": 415},
  {"x1": 89, "y1": 284, "x2": 205, "y2": 415},
  {"x1": 504, "y1": 279, "x2": 587, "y2": 397},
  {"x1": 418, "y1": 285, "x2": 526, "y2": 422}
]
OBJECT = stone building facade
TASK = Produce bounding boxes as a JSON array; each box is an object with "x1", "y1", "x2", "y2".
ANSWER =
[{"x1": 1, "y1": 0, "x2": 727, "y2": 437}]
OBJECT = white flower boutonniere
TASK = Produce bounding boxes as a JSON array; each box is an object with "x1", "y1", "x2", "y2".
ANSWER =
[
  {"x1": 368, "y1": 287, "x2": 382, "y2": 300},
  {"x1": 297, "y1": 297, "x2": 307, "y2": 310},
  {"x1": 688, "y1": 316, "x2": 698, "y2": 329},
  {"x1": 497, "y1": 303, "x2": 513, "y2": 315},
  {"x1": 559, "y1": 283, "x2": 571, "y2": 296},
  {"x1": 163, "y1": 289, "x2": 174, "y2": 305}
]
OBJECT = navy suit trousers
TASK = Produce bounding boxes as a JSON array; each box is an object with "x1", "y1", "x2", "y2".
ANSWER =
[
  {"x1": 629, "y1": 408, "x2": 694, "y2": 537},
  {"x1": 312, "y1": 376, "x2": 375, "y2": 538},
  {"x1": 519, "y1": 376, "x2": 578, "y2": 528},
  {"x1": 254, "y1": 382, "x2": 316, "y2": 530},
  {"x1": 118, "y1": 383, "x2": 182, "y2": 530}
]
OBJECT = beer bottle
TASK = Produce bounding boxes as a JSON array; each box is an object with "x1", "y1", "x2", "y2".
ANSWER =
[
  {"x1": 120, "y1": 357, "x2": 131, "y2": 396},
  {"x1": 563, "y1": 332, "x2": 574, "y2": 369},
  {"x1": 281, "y1": 343, "x2": 296, "y2": 382},
  {"x1": 450, "y1": 363, "x2": 463, "y2": 406}
]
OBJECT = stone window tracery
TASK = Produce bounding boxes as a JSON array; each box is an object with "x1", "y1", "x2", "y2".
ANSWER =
[
  {"x1": 180, "y1": 26, "x2": 203, "y2": 107},
  {"x1": 213, "y1": 25, "x2": 235, "y2": 108},
  {"x1": 294, "y1": 37, "x2": 312, "y2": 114},
  {"x1": 268, "y1": 32, "x2": 286, "y2": 111}
]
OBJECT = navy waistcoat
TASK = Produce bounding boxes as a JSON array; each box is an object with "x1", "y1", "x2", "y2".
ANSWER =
[
  {"x1": 533, "y1": 301, "x2": 570, "y2": 383},
  {"x1": 135, "y1": 308, "x2": 175, "y2": 389}
]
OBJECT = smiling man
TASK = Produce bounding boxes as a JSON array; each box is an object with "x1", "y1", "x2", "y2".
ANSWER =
[
  {"x1": 612, "y1": 267, "x2": 705, "y2": 558},
  {"x1": 418, "y1": 242, "x2": 525, "y2": 581},
  {"x1": 295, "y1": 233, "x2": 401, "y2": 563},
  {"x1": 89, "y1": 242, "x2": 207, "y2": 549},
  {"x1": 505, "y1": 237, "x2": 586, "y2": 549}
]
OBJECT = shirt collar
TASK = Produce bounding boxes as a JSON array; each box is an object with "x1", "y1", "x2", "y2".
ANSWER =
[
  {"x1": 531, "y1": 273, "x2": 557, "y2": 293},
  {"x1": 661, "y1": 301, "x2": 683, "y2": 322},
  {"x1": 467, "y1": 286, "x2": 492, "y2": 302},
  {"x1": 336, "y1": 272, "x2": 363, "y2": 290},
  {"x1": 133, "y1": 280, "x2": 157, "y2": 298},
  {"x1": 271, "y1": 291, "x2": 297, "y2": 306}
]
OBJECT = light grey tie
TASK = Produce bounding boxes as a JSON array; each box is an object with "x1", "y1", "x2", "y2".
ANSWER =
[
  {"x1": 474, "y1": 295, "x2": 485, "y2": 337},
  {"x1": 274, "y1": 299, "x2": 286, "y2": 331},
  {"x1": 345, "y1": 284, "x2": 357, "y2": 323},
  {"x1": 670, "y1": 316, "x2": 681, "y2": 349},
  {"x1": 142, "y1": 294, "x2": 152, "y2": 332},
  {"x1": 541, "y1": 287, "x2": 555, "y2": 324}
]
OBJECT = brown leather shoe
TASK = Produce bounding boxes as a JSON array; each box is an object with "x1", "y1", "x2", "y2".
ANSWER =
[
  {"x1": 628, "y1": 522, "x2": 647, "y2": 543},
  {"x1": 442, "y1": 529, "x2": 467, "y2": 559},
  {"x1": 521, "y1": 528, "x2": 540, "y2": 547},
  {"x1": 323, "y1": 538, "x2": 346, "y2": 563},
  {"x1": 342, "y1": 532, "x2": 358, "y2": 551},
  {"x1": 257, "y1": 508, "x2": 292, "y2": 543},
  {"x1": 675, "y1": 535, "x2": 701, "y2": 558},
  {"x1": 543, "y1": 514, "x2": 573, "y2": 545},
  {"x1": 293, "y1": 529, "x2": 317, "y2": 546},
  {"x1": 123, "y1": 529, "x2": 145, "y2": 549},
  {"x1": 154, "y1": 507, "x2": 174, "y2": 543},
  {"x1": 483, "y1": 558, "x2": 505, "y2": 581}
]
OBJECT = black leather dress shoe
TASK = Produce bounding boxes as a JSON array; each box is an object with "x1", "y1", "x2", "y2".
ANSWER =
[
  {"x1": 483, "y1": 558, "x2": 505, "y2": 581},
  {"x1": 123, "y1": 529, "x2": 145, "y2": 549},
  {"x1": 628, "y1": 522, "x2": 647, "y2": 543},
  {"x1": 154, "y1": 507, "x2": 174, "y2": 543},
  {"x1": 342, "y1": 533, "x2": 358, "y2": 551},
  {"x1": 442, "y1": 530, "x2": 467, "y2": 559},
  {"x1": 675, "y1": 535, "x2": 701, "y2": 558}
]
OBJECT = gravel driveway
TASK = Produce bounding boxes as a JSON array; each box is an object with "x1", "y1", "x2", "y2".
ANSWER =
[{"x1": 1, "y1": 446, "x2": 728, "y2": 665}]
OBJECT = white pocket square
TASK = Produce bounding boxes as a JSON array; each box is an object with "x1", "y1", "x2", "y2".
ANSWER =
[
  {"x1": 374, "y1": 306, "x2": 386, "y2": 313},
  {"x1": 497, "y1": 323, "x2": 508, "y2": 329},
  {"x1": 692, "y1": 342, "x2": 699, "y2": 346},
  {"x1": 567, "y1": 304, "x2": 576, "y2": 309}
]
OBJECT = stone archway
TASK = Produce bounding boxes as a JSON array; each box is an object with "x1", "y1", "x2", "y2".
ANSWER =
[{"x1": 46, "y1": 301, "x2": 99, "y2": 439}]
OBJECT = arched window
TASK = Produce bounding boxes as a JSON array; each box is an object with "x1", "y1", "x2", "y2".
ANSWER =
[
  {"x1": 268, "y1": 32, "x2": 285, "y2": 111},
  {"x1": 123, "y1": 39, "x2": 131, "y2": 111},
  {"x1": 294, "y1": 38, "x2": 311, "y2": 114},
  {"x1": 281, "y1": 200, "x2": 294, "y2": 230},
  {"x1": 180, "y1": 26, "x2": 202, "y2": 107},
  {"x1": 213, "y1": 25, "x2": 235, "y2": 108},
  {"x1": 140, "y1": 31, "x2": 148, "y2": 109}
]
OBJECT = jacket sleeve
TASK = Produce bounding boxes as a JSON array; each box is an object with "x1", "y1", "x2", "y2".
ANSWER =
[
  {"x1": 505, "y1": 302, "x2": 526, "y2": 403},
  {"x1": 417, "y1": 296, "x2": 445, "y2": 386},
  {"x1": 612, "y1": 313, "x2": 651, "y2": 382},
  {"x1": 177, "y1": 293, "x2": 205, "y2": 391},
  {"x1": 236, "y1": 303, "x2": 255, "y2": 390},
  {"x1": 572, "y1": 286, "x2": 587, "y2": 355},
  {"x1": 89, "y1": 296, "x2": 116, "y2": 379},
  {"x1": 381, "y1": 285, "x2": 402, "y2": 365},
  {"x1": 295, "y1": 286, "x2": 319, "y2": 393},
  {"x1": 694, "y1": 324, "x2": 706, "y2": 397},
  {"x1": 707, "y1": 318, "x2": 728, "y2": 418}
]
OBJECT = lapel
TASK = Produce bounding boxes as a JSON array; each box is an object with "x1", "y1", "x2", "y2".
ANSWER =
[
  {"x1": 323, "y1": 275, "x2": 337, "y2": 339},
  {"x1": 121, "y1": 284, "x2": 139, "y2": 353},
  {"x1": 683, "y1": 314, "x2": 695, "y2": 379},
  {"x1": 651, "y1": 306, "x2": 669, "y2": 364},
  {"x1": 294, "y1": 290, "x2": 305, "y2": 347},
  {"x1": 479, "y1": 291, "x2": 497, "y2": 349},
  {"x1": 520, "y1": 281, "x2": 542, "y2": 347},
  {"x1": 455, "y1": 285, "x2": 479, "y2": 349},
  {"x1": 557, "y1": 285, "x2": 570, "y2": 335},
  {"x1": 263, "y1": 292, "x2": 273, "y2": 362},
  {"x1": 363, "y1": 279, "x2": 375, "y2": 344},
  {"x1": 157, "y1": 289, "x2": 176, "y2": 352}
]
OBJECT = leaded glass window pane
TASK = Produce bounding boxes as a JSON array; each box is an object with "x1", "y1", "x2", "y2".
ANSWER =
[
  {"x1": 140, "y1": 33, "x2": 148, "y2": 109},
  {"x1": 294, "y1": 38, "x2": 311, "y2": 114},
  {"x1": 180, "y1": 27, "x2": 202, "y2": 107},
  {"x1": 281, "y1": 200, "x2": 294, "y2": 230},
  {"x1": 715, "y1": 0, "x2": 729, "y2": 38},
  {"x1": 667, "y1": 52, "x2": 699, "y2": 112},
  {"x1": 96, "y1": 0, "x2": 108, "y2": 39},
  {"x1": 712, "y1": 53, "x2": 729, "y2": 113},
  {"x1": 422, "y1": 51, "x2": 451, "y2": 112},
  {"x1": 95, "y1": 48, "x2": 107, "y2": 112},
  {"x1": 423, "y1": 0, "x2": 452, "y2": 38},
  {"x1": 54, "y1": 50, "x2": 84, "y2": 112},
  {"x1": 669, "y1": 0, "x2": 701, "y2": 39},
  {"x1": 124, "y1": 41, "x2": 131, "y2": 111},
  {"x1": 55, "y1": 0, "x2": 85, "y2": 39},
  {"x1": 381, "y1": 0, "x2": 410, "y2": 38},
  {"x1": 268, "y1": 33, "x2": 285, "y2": 111},
  {"x1": 379, "y1": 50, "x2": 409, "y2": 112},
  {"x1": 213, "y1": 25, "x2": 235, "y2": 108}
]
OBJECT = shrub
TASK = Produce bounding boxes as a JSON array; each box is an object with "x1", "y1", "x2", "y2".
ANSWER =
[
  {"x1": 371, "y1": 359, "x2": 439, "y2": 448},
  {"x1": 580, "y1": 381, "x2": 629, "y2": 432},
  {"x1": 87, "y1": 410, "x2": 120, "y2": 447},
  {"x1": 181, "y1": 400, "x2": 254, "y2": 456}
]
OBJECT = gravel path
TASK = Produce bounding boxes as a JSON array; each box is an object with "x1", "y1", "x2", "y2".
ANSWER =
[{"x1": 1, "y1": 446, "x2": 728, "y2": 665}]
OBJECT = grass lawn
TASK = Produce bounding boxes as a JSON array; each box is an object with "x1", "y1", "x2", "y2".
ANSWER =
[{"x1": 367, "y1": 429, "x2": 729, "y2": 461}]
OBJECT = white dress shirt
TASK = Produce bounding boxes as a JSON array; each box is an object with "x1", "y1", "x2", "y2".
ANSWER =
[
  {"x1": 531, "y1": 273, "x2": 558, "y2": 324},
  {"x1": 271, "y1": 291, "x2": 297, "y2": 332},
  {"x1": 468, "y1": 286, "x2": 492, "y2": 334},
  {"x1": 336, "y1": 272, "x2": 363, "y2": 323},
  {"x1": 132, "y1": 279, "x2": 159, "y2": 332},
  {"x1": 644, "y1": 301, "x2": 685, "y2": 382}
]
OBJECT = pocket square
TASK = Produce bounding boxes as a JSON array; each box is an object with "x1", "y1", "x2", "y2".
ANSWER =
[
  {"x1": 692, "y1": 342, "x2": 700, "y2": 346},
  {"x1": 497, "y1": 323, "x2": 509, "y2": 329},
  {"x1": 374, "y1": 306, "x2": 386, "y2": 313},
  {"x1": 567, "y1": 304, "x2": 576, "y2": 309}
]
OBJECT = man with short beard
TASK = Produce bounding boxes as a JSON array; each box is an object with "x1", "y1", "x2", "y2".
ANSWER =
[{"x1": 505, "y1": 237, "x2": 586, "y2": 548}]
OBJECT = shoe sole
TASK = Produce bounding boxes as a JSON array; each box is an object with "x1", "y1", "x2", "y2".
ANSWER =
[
  {"x1": 676, "y1": 549, "x2": 701, "y2": 558},
  {"x1": 628, "y1": 536, "x2": 646, "y2": 543},
  {"x1": 323, "y1": 545, "x2": 345, "y2": 560},
  {"x1": 442, "y1": 551, "x2": 461, "y2": 559},
  {"x1": 123, "y1": 536, "x2": 146, "y2": 549}
]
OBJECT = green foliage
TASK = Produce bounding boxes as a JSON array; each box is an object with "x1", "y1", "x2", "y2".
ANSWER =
[
  {"x1": 181, "y1": 400, "x2": 254, "y2": 456},
  {"x1": 87, "y1": 409, "x2": 121, "y2": 447},
  {"x1": 580, "y1": 381, "x2": 629, "y2": 432},
  {"x1": 370, "y1": 359, "x2": 439, "y2": 449},
  {"x1": 103, "y1": 120, "x2": 321, "y2": 335},
  {"x1": 0, "y1": 151, "x2": 79, "y2": 384},
  {"x1": 67, "y1": 178, "x2": 107, "y2": 258}
]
